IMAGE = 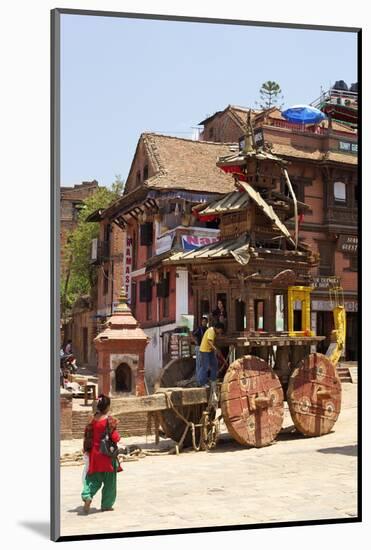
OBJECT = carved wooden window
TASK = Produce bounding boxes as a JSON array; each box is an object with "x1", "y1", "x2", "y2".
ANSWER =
[{"x1": 235, "y1": 300, "x2": 246, "y2": 331}]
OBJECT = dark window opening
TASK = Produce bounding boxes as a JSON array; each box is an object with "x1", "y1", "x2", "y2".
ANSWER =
[
  {"x1": 235, "y1": 300, "x2": 246, "y2": 332},
  {"x1": 349, "y1": 256, "x2": 358, "y2": 271},
  {"x1": 294, "y1": 309, "x2": 302, "y2": 331},
  {"x1": 140, "y1": 222, "x2": 153, "y2": 246},
  {"x1": 157, "y1": 274, "x2": 170, "y2": 298},
  {"x1": 254, "y1": 300, "x2": 265, "y2": 331},
  {"x1": 139, "y1": 279, "x2": 152, "y2": 302},
  {"x1": 136, "y1": 170, "x2": 141, "y2": 185},
  {"x1": 143, "y1": 165, "x2": 149, "y2": 181},
  {"x1": 131, "y1": 281, "x2": 137, "y2": 314},
  {"x1": 205, "y1": 218, "x2": 220, "y2": 229},
  {"x1": 115, "y1": 363, "x2": 132, "y2": 393},
  {"x1": 283, "y1": 180, "x2": 304, "y2": 203},
  {"x1": 132, "y1": 231, "x2": 137, "y2": 271}
]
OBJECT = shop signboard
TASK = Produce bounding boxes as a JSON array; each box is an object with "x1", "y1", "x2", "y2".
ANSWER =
[
  {"x1": 312, "y1": 300, "x2": 358, "y2": 312},
  {"x1": 337, "y1": 235, "x2": 358, "y2": 254},
  {"x1": 182, "y1": 234, "x2": 219, "y2": 251},
  {"x1": 155, "y1": 231, "x2": 175, "y2": 255},
  {"x1": 312, "y1": 276, "x2": 340, "y2": 289}
]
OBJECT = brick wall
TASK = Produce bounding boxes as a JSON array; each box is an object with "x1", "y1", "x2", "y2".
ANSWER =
[
  {"x1": 71, "y1": 409, "x2": 153, "y2": 439},
  {"x1": 60, "y1": 390, "x2": 73, "y2": 440}
]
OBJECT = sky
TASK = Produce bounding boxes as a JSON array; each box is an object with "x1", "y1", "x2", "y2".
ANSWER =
[{"x1": 60, "y1": 14, "x2": 358, "y2": 188}]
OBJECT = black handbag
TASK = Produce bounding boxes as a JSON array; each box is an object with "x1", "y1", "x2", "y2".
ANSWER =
[{"x1": 99, "y1": 418, "x2": 118, "y2": 457}]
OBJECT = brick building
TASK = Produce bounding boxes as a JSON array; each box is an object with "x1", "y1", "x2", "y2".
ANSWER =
[
  {"x1": 60, "y1": 180, "x2": 99, "y2": 358},
  {"x1": 60, "y1": 180, "x2": 99, "y2": 275},
  {"x1": 89, "y1": 133, "x2": 236, "y2": 386},
  {"x1": 199, "y1": 105, "x2": 358, "y2": 359}
]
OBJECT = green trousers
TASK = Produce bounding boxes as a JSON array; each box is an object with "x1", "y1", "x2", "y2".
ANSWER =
[{"x1": 81, "y1": 469, "x2": 117, "y2": 510}]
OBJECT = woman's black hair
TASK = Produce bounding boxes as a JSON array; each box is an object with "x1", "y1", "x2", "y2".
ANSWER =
[{"x1": 96, "y1": 394, "x2": 111, "y2": 413}]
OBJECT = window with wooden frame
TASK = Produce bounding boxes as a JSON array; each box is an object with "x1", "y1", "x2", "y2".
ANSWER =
[
  {"x1": 275, "y1": 294, "x2": 285, "y2": 332},
  {"x1": 140, "y1": 222, "x2": 153, "y2": 246},
  {"x1": 334, "y1": 181, "x2": 347, "y2": 204},
  {"x1": 157, "y1": 273, "x2": 170, "y2": 318},
  {"x1": 130, "y1": 281, "x2": 137, "y2": 314},
  {"x1": 132, "y1": 231, "x2": 137, "y2": 271},
  {"x1": 348, "y1": 255, "x2": 358, "y2": 272},
  {"x1": 282, "y1": 178, "x2": 304, "y2": 203},
  {"x1": 318, "y1": 241, "x2": 335, "y2": 276},
  {"x1": 139, "y1": 279, "x2": 152, "y2": 303},
  {"x1": 254, "y1": 299, "x2": 265, "y2": 331}
]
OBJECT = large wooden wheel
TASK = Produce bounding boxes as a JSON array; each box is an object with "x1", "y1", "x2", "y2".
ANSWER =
[
  {"x1": 221, "y1": 355, "x2": 284, "y2": 448},
  {"x1": 156, "y1": 357, "x2": 207, "y2": 447},
  {"x1": 287, "y1": 352, "x2": 342, "y2": 437}
]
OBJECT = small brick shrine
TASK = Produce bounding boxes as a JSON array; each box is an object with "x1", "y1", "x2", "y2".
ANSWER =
[{"x1": 94, "y1": 287, "x2": 149, "y2": 397}]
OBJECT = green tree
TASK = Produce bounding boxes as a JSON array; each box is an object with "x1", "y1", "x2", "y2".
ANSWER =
[
  {"x1": 61, "y1": 175, "x2": 124, "y2": 320},
  {"x1": 257, "y1": 81, "x2": 284, "y2": 109}
]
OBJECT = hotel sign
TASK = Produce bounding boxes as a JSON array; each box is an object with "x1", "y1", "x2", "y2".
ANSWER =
[{"x1": 337, "y1": 235, "x2": 358, "y2": 254}]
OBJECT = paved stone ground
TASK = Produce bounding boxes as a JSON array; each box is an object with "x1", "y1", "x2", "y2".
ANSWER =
[{"x1": 60, "y1": 384, "x2": 358, "y2": 537}]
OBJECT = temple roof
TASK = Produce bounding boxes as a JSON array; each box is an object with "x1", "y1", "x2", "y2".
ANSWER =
[{"x1": 94, "y1": 288, "x2": 148, "y2": 342}]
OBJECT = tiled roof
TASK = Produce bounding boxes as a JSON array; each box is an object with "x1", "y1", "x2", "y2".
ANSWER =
[
  {"x1": 141, "y1": 133, "x2": 236, "y2": 194},
  {"x1": 198, "y1": 105, "x2": 261, "y2": 128},
  {"x1": 270, "y1": 143, "x2": 357, "y2": 165}
]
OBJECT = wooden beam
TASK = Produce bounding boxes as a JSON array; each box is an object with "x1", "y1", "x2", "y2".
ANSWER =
[{"x1": 109, "y1": 387, "x2": 208, "y2": 415}]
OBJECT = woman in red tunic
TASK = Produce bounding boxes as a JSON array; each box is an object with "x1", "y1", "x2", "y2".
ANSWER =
[{"x1": 81, "y1": 394, "x2": 122, "y2": 514}]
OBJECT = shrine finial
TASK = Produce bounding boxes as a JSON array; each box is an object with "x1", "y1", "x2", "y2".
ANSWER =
[{"x1": 114, "y1": 286, "x2": 130, "y2": 313}]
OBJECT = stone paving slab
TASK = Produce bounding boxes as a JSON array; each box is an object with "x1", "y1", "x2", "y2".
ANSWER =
[{"x1": 60, "y1": 384, "x2": 358, "y2": 537}]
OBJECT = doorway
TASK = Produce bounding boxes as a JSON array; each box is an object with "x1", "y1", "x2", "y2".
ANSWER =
[{"x1": 115, "y1": 363, "x2": 132, "y2": 393}]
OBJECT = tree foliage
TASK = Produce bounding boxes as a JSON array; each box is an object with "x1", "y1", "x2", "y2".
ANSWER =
[
  {"x1": 61, "y1": 175, "x2": 124, "y2": 319},
  {"x1": 258, "y1": 81, "x2": 284, "y2": 109}
]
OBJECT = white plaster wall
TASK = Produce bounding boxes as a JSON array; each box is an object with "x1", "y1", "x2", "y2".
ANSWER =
[
  {"x1": 144, "y1": 322, "x2": 176, "y2": 390},
  {"x1": 175, "y1": 267, "x2": 189, "y2": 324}
]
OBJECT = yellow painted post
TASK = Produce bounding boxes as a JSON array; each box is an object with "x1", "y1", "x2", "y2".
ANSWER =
[{"x1": 287, "y1": 286, "x2": 313, "y2": 337}]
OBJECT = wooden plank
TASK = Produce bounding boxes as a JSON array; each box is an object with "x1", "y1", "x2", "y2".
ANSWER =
[{"x1": 109, "y1": 387, "x2": 208, "y2": 415}]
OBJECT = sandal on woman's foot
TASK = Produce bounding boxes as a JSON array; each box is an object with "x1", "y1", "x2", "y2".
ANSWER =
[{"x1": 83, "y1": 500, "x2": 91, "y2": 514}]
